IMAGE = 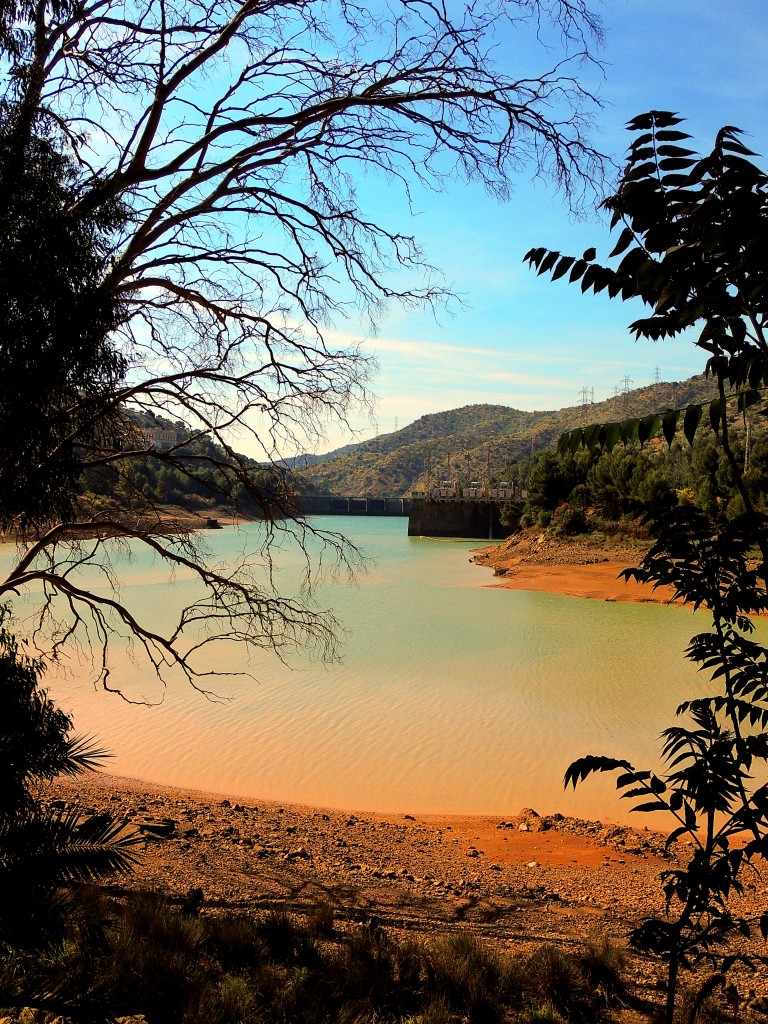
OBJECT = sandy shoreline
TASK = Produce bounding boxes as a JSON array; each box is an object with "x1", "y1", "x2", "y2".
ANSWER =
[
  {"x1": 49, "y1": 772, "x2": 669, "y2": 943},
  {"x1": 485, "y1": 560, "x2": 674, "y2": 604},
  {"x1": 471, "y1": 530, "x2": 678, "y2": 605},
  {"x1": 44, "y1": 772, "x2": 768, "y2": 996}
]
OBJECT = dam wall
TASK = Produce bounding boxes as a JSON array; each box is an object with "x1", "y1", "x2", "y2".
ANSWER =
[
  {"x1": 407, "y1": 498, "x2": 519, "y2": 539},
  {"x1": 299, "y1": 495, "x2": 410, "y2": 516}
]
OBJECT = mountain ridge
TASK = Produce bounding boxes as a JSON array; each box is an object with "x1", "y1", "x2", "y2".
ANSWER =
[{"x1": 297, "y1": 375, "x2": 718, "y2": 498}]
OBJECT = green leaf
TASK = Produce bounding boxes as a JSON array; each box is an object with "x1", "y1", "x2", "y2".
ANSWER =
[
  {"x1": 662, "y1": 409, "x2": 678, "y2": 447},
  {"x1": 737, "y1": 389, "x2": 761, "y2": 413},
  {"x1": 583, "y1": 423, "x2": 601, "y2": 452},
  {"x1": 654, "y1": 130, "x2": 692, "y2": 142},
  {"x1": 557, "y1": 431, "x2": 570, "y2": 457},
  {"x1": 564, "y1": 755, "x2": 632, "y2": 789},
  {"x1": 582, "y1": 247, "x2": 596, "y2": 262},
  {"x1": 638, "y1": 413, "x2": 660, "y2": 445},
  {"x1": 568, "y1": 259, "x2": 587, "y2": 283},
  {"x1": 668, "y1": 790, "x2": 683, "y2": 811},
  {"x1": 683, "y1": 404, "x2": 702, "y2": 446},
  {"x1": 709, "y1": 397, "x2": 725, "y2": 434},
  {"x1": 580, "y1": 265, "x2": 600, "y2": 292},
  {"x1": 620, "y1": 418, "x2": 639, "y2": 445},
  {"x1": 551, "y1": 255, "x2": 575, "y2": 281},
  {"x1": 604, "y1": 422, "x2": 621, "y2": 452},
  {"x1": 523, "y1": 247, "x2": 546, "y2": 267},
  {"x1": 626, "y1": 111, "x2": 682, "y2": 131},
  {"x1": 656, "y1": 145, "x2": 696, "y2": 157},
  {"x1": 658, "y1": 157, "x2": 696, "y2": 171},
  {"x1": 539, "y1": 250, "x2": 559, "y2": 274},
  {"x1": 569, "y1": 427, "x2": 584, "y2": 453},
  {"x1": 609, "y1": 227, "x2": 634, "y2": 258},
  {"x1": 625, "y1": 160, "x2": 660, "y2": 182}
]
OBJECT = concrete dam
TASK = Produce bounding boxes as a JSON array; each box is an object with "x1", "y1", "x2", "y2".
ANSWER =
[
  {"x1": 407, "y1": 497, "x2": 519, "y2": 539},
  {"x1": 299, "y1": 495, "x2": 410, "y2": 516},
  {"x1": 298, "y1": 493, "x2": 522, "y2": 539}
]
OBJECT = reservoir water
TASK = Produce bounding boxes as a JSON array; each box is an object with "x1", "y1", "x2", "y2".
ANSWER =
[{"x1": 8, "y1": 516, "x2": 738, "y2": 822}]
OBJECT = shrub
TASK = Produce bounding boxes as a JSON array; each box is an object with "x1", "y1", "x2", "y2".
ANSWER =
[
  {"x1": 184, "y1": 973, "x2": 261, "y2": 1024},
  {"x1": 326, "y1": 920, "x2": 421, "y2": 1017},
  {"x1": 425, "y1": 933, "x2": 510, "y2": 1024},
  {"x1": 256, "y1": 908, "x2": 317, "y2": 965},
  {"x1": 99, "y1": 894, "x2": 210, "y2": 1022},
  {"x1": 575, "y1": 937, "x2": 626, "y2": 1006},
  {"x1": 520, "y1": 1004, "x2": 570, "y2": 1024},
  {"x1": 306, "y1": 902, "x2": 335, "y2": 938},
  {"x1": 204, "y1": 914, "x2": 267, "y2": 974},
  {"x1": 550, "y1": 503, "x2": 588, "y2": 535},
  {"x1": 525, "y1": 945, "x2": 591, "y2": 1020}
]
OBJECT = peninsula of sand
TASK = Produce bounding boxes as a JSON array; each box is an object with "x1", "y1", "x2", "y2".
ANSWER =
[{"x1": 471, "y1": 527, "x2": 677, "y2": 605}]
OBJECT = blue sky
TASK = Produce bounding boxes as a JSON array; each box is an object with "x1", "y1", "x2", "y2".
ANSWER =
[{"x1": 310, "y1": 0, "x2": 768, "y2": 452}]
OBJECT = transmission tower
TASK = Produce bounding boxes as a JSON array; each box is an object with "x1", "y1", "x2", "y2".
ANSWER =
[
  {"x1": 579, "y1": 386, "x2": 592, "y2": 425},
  {"x1": 620, "y1": 376, "x2": 633, "y2": 415},
  {"x1": 653, "y1": 366, "x2": 661, "y2": 384}
]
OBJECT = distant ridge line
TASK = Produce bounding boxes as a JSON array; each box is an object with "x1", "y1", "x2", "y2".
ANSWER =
[{"x1": 296, "y1": 374, "x2": 716, "y2": 499}]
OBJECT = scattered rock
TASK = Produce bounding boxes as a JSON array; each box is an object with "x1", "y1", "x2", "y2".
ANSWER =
[
  {"x1": 285, "y1": 846, "x2": 311, "y2": 861},
  {"x1": 138, "y1": 820, "x2": 176, "y2": 839}
]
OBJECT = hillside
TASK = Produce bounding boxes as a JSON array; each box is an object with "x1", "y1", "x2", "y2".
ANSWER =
[{"x1": 297, "y1": 376, "x2": 717, "y2": 497}]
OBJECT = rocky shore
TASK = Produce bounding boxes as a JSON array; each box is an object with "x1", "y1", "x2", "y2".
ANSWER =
[{"x1": 45, "y1": 773, "x2": 768, "y2": 1001}]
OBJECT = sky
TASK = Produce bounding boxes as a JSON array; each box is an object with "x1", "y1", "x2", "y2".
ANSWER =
[{"x1": 305, "y1": 0, "x2": 768, "y2": 453}]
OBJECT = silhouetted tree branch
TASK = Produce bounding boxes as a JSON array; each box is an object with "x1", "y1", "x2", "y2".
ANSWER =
[{"x1": 0, "y1": 0, "x2": 604, "y2": 686}]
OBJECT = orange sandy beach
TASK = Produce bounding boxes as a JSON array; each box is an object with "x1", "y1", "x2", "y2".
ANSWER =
[
  {"x1": 45, "y1": 772, "x2": 768, "y2": 995},
  {"x1": 488, "y1": 560, "x2": 673, "y2": 604},
  {"x1": 472, "y1": 530, "x2": 677, "y2": 605}
]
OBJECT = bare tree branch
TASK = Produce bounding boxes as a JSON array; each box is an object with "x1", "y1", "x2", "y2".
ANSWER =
[{"x1": 0, "y1": 0, "x2": 604, "y2": 688}]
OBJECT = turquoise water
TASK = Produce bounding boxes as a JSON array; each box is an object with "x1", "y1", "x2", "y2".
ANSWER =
[{"x1": 4, "y1": 516, "x2": 739, "y2": 820}]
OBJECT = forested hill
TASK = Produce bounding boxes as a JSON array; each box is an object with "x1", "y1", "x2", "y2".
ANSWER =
[{"x1": 296, "y1": 376, "x2": 717, "y2": 498}]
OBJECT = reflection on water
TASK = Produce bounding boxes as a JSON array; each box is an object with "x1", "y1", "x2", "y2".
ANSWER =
[{"x1": 3, "y1": 516, "x2": 747, "y2": 821}]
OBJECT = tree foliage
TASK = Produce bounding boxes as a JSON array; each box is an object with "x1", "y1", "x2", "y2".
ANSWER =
[
  {"x1": 527, "y1": 111, "x2": 768, "y2": 476},
  {"x1": 0, "y1": 0, "x2": 604, "y2": 687},
  {"x1": 0, "y1": 110, "x2": 128, "y2": 531},
  {"x1": 0, "y1": 607, "x2": 136, "y2": 970},
  {"x1": 530, "y1": 113, "x2": 768, "y2": 1023}
]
